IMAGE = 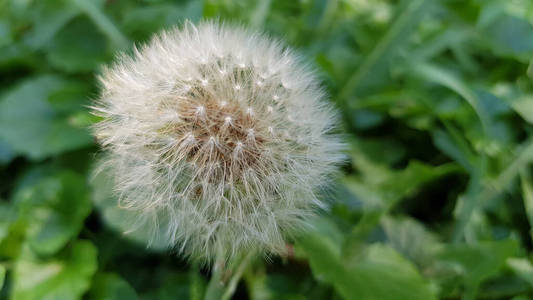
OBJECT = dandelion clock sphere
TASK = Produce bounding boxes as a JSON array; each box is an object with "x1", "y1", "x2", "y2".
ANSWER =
[{"x1": 92, "y1": 21, "x2": 344, "y2": 262}]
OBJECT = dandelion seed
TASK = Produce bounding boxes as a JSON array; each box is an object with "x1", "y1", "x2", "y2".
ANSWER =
[
  {"x1": 195, "y1": 105, "x2": 206, "y2": 117},
  {"x1": 246, "y1": 107, "x2": 254, "y2": 116},
  {"x1": 91, "y1": 21, "x2": 344, "y2": 262}
]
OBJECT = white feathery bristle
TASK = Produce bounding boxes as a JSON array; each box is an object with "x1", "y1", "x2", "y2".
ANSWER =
[{"x1": 92, "y1": 21, "x2": 345, "y2": 262}]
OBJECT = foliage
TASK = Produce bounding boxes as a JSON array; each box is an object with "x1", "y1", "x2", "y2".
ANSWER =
[{"x1": 1, "y1": 0, "x2": 533, "y2": 299}]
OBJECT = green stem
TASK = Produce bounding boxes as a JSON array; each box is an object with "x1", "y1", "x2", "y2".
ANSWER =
[
  {"x1": 204, "y1": 257, "x2": 226, "y2": 300},
  {"x1": 221, "y1": 251, "x2": 255, "y2": 300},
  {"x1": 204, "y1": 251, "x2": 255, "y2": 300}
]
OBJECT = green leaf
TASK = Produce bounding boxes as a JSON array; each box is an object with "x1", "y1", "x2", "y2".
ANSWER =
[
  {"x1": 508, "y1": 258, "x2": 533, "y2": 288},
  {"x1": 482, "y1": 14, "x2": 533, "y2": 59},
  {"x1": 347, "y1": 153, "x2": 459, "y2": 209},
  {"x1": 69, "y1": 0, "x2": 130, "y2": 49},
  {"x1": 381, "y1": 216, "x2": 440, "y2": 267},
  {"x1": 88, "y1": 273, "x2": 139, "y2": 300},
  {"x1": 140, "y1": 273, "x2": 190, "y2": 300},
  {"x1": 432, "y1": 129, "x2": 476, "y2": 173},
  {"x1": 411, "y1": 63, "x2": 492, "y2": 137},
  {"x1": 0, "y1": 202, "x2": 17, "y2": 244},
  {"x1": 0, "y1": 76, "x2": 93, "y2": 160},
  {"x1": 511, "y1": 95, "x2": 533, "y2": 124},
  {"x1": 520, "y1": 171, "x2": 533, "y2": 240},
  {"x1": 46, "y1": 16, "x2": 109, "y2": 72},
  {"x1": 0, "y1": 138, "x2": 15, "y2": 164},
  {"x1": 12, "y1": 240, "x2": 98, "y2": 300},
  {"x1": 437, "y1": 239, "x2": 519, "y2": 300},
  {"x1": 14, "y1": 171, "x2": 91, "y2": 256},
  {"x1": 20, "y1": 0, "x2": 81, "y2": 50},
  {"x1": 298, "y1": 221, "x2": 436, "y2": 300},
  {"x1": 0, "y1": 19, "x2": 12, "y2": 48},
  {"x1": 339, "y1": 0, "x2": 430, "y2": 98},
  {"x1": 121, "y1": 4, "x2": 185, "y2": 41},
  {"x1": 453, "y1": 138, "x2": 533, "y2": 241},
  {"x1": 0, "y1": 264, "x2": 5, "y2": 291}
]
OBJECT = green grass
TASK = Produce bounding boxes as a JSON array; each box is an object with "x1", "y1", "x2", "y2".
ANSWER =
[{"x1": 2, "y1": 0, "x2": 533, "y2": 299}]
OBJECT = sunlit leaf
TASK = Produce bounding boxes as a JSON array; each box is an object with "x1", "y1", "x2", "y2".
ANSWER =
[
  {"x1": 12, "y1": 240, "x2": 98, "y2": 300},
  {"x1": 13, "y1": 171, "x2": 91, "y2": 256},
  {"x1": 0, "y1": 76, "x2": 93, "y2": 160},
  {"x1": 298, "y1": 220, "x2": 436, "y2": 300},
  {"x1": 437, "y1": 239, "x2": 519, "y2": 299}
]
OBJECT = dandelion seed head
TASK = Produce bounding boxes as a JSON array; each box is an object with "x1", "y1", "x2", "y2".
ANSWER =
[{"x1": 92, "y1": 21, "x2": 345, "y2": 262}]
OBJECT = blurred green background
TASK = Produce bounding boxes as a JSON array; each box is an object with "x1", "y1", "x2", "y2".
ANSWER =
[{"x1": 2, "y1": 0, "x2": 533, "y2": 299}]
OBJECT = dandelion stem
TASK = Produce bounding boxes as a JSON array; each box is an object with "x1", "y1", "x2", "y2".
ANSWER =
[
  {"x1": 221, "y1": 251, "x2": 255, "y2": 300},
  {"x1": 204, "y1": 257, "x2": 226, "y2": 300},
  {"x1": 204, "y1": 251, "x2": 255, "y2": 300}
]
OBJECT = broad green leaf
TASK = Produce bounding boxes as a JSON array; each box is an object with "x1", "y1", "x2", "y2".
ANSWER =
[
  {"x1": 122, "y1": 4, "x2": 185, "y2": 41},
  {"x1": 347, "y1": 144, "x2": 459, "y2": 238},
  {"x1": 298, "y1": 220, "x2": 436, "y2": 300},
  {"x1": 69, "y1": 0, "x2": 130, "y2": 49},
  {"x1": 411, "y1": 63, "x2": 492, "y2": 137},
  {"x1": 381, "y1": 216, "x2": 440, "y2": 267},
  {"x1": 437, "y1": 239, "x2": 519, "y2": 300},
  {"x1": 46, "y1": 16, "x2": 109, "y2": 72},
  {"x1": 347, "y1": 154, "x2": 459, "y2": 209},
  {"x1": 140, "y1": 273, "x2": 190, "y2": 300},
  {"x1": 13, "y1": 171, "x2": 91, "y2": 256},
  {"x1": 508, "y1": 258, "x2": 533, "y2": 288},
  {"x1": 0, "y1": 76, "x2": 93, "y2": 160},
  {"x1": 482, "y1": 14, "x2": 533, "y2": 60},
  {"x1": 0, "y1": 264, "x2": 5, "y2": 290},
  {"x1": 0, "y1": 202, "x2": 17, "y2": 244},
  {"x1": 300, "y1": 234, "x2": 436, "y2": 300},
  {"x1": 378, "y1": 160, "x2": 459, "y2": 201},
  {"x1": 19, "y1": 0, "x2": 81, "y2": 50},
  {"x1": 0, "y1": 138, "x2": 15, "y2": 164},
  {"x1": 0, "y1": 20, "x2": 11, "y2": 48},
  {"x1": 12, "y1": 240, "x2": 98, "y2": 300},
  {"x1": 47, "y1": 81, "x2": 91, "y2": 113},
  {"x1": 88, "y1": 273, "x2": 139, "y2": 300},
  {"x1": 453, "y1": 138, "x2": 533, "y2": 241},
  {"x1": 511, "y1": 95, "x2": 533, "y2": 124},
  {"x1": 410, "y1": 27, "x2": 470, "y2": 62},
  {"x1": 339, "y1": 0, "x2": 430, "y2": 98},
  {"x1": 432, "y1": 129, "x2": 476, "y2": 173}
]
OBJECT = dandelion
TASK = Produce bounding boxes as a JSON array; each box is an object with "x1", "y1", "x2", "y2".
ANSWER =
[{"x1": 91, "y1": 21, "x2": 344, "y2": 262}]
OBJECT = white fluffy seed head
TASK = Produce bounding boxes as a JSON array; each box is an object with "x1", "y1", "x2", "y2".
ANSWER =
[{"x1": 91, "y1": 21, "x2": 345, "y2": 262}]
